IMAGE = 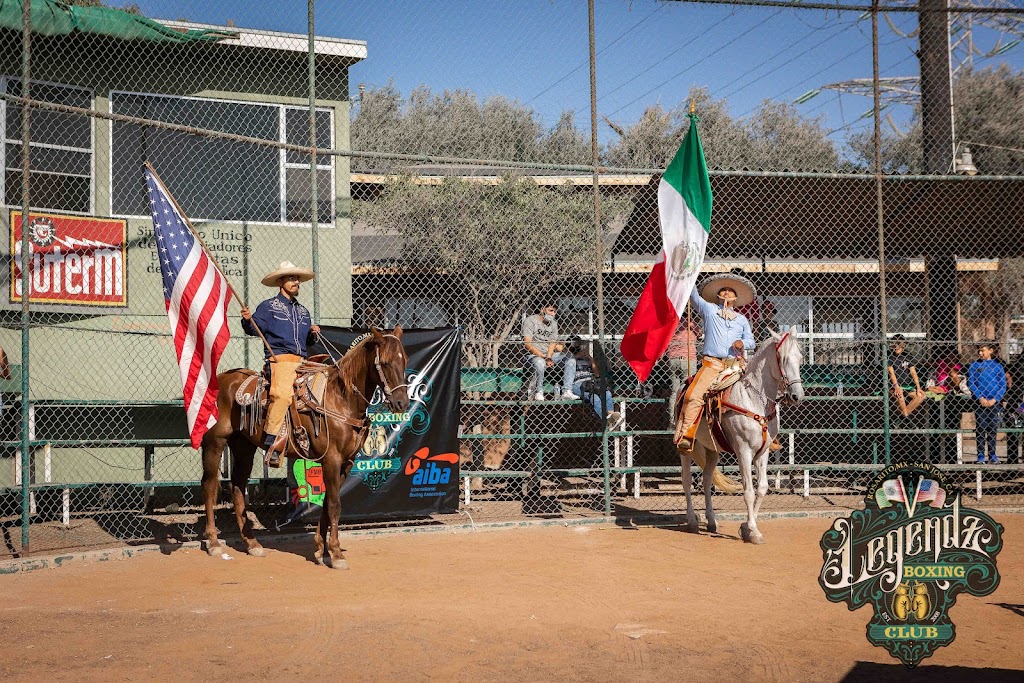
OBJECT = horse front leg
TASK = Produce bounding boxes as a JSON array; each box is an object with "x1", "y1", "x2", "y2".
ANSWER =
[
  {"x1": 321, "y1": 452, "x2": 349, "y2": 571},
  {"x1": 752, "y1": 449, "x2": 770, "y2": 535},
  {"x1": 201, "y1": 435, "x2": 230, "y2": 559},
  {"x1": 737, "y1": 443, "x2": 764, "y2": 545},
  {"x1": 702, "y1": 448, "x2": 719, "y2": 534},
  {"x1": 228, "y1": 435, "x2": 264, "y2": 557},
  {"x1": 314, "y1": 504, "x2": 328, "y2": 565},
  {"x1": 679, "y1": 448, "x2": 698, "y2": 533}
]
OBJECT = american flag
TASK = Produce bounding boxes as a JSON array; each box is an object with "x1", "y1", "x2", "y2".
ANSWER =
[
  {"x1": 145, "y1": 168, "x2": 231, "y2": 448},
  {"x1": 915, "y1": 479, "x2": 947, "y2": 508}
]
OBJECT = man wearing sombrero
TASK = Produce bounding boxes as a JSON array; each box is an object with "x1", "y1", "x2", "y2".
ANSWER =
[
  {"x1": 675, "y1": 272, "x2": 756, "y2": 452},
  {"x1": 240, "y1": 261, "x2": 321, "y2": 467}
]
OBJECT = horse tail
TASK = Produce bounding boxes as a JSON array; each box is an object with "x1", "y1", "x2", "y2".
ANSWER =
[{"x1": 688, "y1": 447, "x2": 743, "y2": 494}]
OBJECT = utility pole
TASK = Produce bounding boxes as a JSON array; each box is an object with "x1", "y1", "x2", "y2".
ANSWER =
[{"x1": 919, "y1": 0, "x2": 956, "y2": 174}]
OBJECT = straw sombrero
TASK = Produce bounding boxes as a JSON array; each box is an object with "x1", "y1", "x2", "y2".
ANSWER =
[
  {"x1": 698, "y1": 273, "x2": 756, "y2": 307},
  {"x1": 261, "y1": 261, "x2": 315, "y2": 287}
]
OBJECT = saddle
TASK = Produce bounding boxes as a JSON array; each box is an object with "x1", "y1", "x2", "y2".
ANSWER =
[
  {"x1": 674, "y1": 364, "x2": 775, "y2": 455},
  {"x1": 235, "y1": 355, "x2": 366, "y2": 462}
]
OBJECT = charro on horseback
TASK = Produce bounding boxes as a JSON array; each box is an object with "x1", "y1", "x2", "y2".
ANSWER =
[{"x1": 239, "y1": 261, "x2": 321, "y2": 467}]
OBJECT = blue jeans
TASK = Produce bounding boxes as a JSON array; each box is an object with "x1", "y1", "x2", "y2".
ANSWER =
[
  {"x1": 574, "y1": 379, "x2": 613, "y2": 419},
  {"x1": 976, "y1": 404, "x2": 1002, "y2": 460},
  {"x1": 526, "y1": 351, "x2": 575, "y2": 395}
]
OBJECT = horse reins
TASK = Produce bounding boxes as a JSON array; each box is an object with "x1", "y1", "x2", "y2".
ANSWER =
[
  {"x1": 290, "y1": 332, "x2": 409, "y2": 461},
  {"x1": 717, "y1": 332, "x2": 799, "y2": 454},
  {"x1": 769, "y1": 331, "x2": 802, "y2": 403}
]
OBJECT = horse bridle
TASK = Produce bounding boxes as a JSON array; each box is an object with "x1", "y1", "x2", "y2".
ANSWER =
[
  {"x1": 770, "y1": 331, "x2": 803, "y2": 404},
  {"x1": 373, "y1": 333, "x2": 409, "y2": 405},
  {"x1": 314, "y1": 331, "x2": 409, "y2": 411}
]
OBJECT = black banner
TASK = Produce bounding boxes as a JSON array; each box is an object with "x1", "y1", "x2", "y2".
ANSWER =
[{"x1": 280, "y1": 327, "x2": 461, "y2": 524}]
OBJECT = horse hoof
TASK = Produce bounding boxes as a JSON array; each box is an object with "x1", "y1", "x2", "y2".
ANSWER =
[
  {"x1": 206, "y1": 543, "x2": 228, "y2": 559},
  {"x1": 706, "y1": 522, "x2": 718, "y2": 534},
  {"x1": 739, "y1": 523, "x2": 749, "y2": 540},
  {"x1": 686, "y1": 522, "x2": 700, "y2": 534},
  {"x1": 248, "y1": 547, "x2": 266, "y2": 558},
  {"x1": 329, "y1": 557, "x2": 350, "y2": 571},
  {"x1": 747, "y1": 534, "x2": 766, "y2": 545}
]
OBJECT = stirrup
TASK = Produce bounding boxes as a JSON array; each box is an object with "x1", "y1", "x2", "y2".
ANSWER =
[{"x1": 264, "y1": 428, "x2": 288, "y2": 468}]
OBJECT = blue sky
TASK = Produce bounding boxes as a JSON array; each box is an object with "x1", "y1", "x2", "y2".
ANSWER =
[{"x1": 134, "y1": 0, "x2": 1024, "y2": 150}]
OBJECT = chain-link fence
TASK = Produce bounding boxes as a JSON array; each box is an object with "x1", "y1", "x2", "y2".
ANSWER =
[{"x1": 2, "y1": 0, "x2": 1024, "y2": 558}]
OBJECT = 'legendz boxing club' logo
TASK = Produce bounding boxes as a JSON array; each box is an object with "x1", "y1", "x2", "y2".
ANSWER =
[{"x1": 818, "y1": 462, "x2": 1004, "y2": 668}]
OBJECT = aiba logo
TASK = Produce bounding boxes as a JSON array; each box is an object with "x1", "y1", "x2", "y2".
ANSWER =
[{"x1": 405, "y1": 447, "x2": 459, "y2": 486}]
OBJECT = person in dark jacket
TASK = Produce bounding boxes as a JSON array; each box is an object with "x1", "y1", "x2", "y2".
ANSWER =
[
  {"x1": 566, "y1": 336, "x2": 623, "y2": 431},
  {"x1": 968, "y1": 342, "x2": 1007, "y2": 464},
  {"x1": 240, "y1": 261, "x2": 320, "y2": 466}
]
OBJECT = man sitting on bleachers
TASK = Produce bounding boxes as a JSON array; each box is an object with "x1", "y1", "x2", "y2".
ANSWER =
[{"x1": 522, "y1": 303, "x2": 577, "y2": 401}]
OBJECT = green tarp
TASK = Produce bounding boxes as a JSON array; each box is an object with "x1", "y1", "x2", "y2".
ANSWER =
[{"x1": 0, "y1": 0, "x2": 235, "y2": 42}]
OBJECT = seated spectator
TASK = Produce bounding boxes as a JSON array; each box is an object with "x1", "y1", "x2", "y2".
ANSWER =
[
  {"x1": 566, "y1": 336, "x2": 623, "y2": 431},
  {"x1": 887, "y1": 334, "x2": 926, "y2": 418},
  {"x1": 522, "y1": 303, "x2": 576, "y2": 401}
]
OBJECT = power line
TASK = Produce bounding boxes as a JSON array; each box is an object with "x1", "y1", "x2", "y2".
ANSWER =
[
  {"x1": 604, "y1": 8, "x2": 787, "y2": 118},
  {"x1": 660, "y1": 0, "x2": 1024, "y2": 15},
  {"x1": 527, "y1": 1, "x2": 669, "y2": 104},
  {"x1": 585, "y1": 9, "x2": 737, "y2": 113},
  {"x1": 718, "y1": 21, "x2": 861, "y2": 102},
  {"x1": 734, "y1": 30, "x2": 907, "y2": 120}
]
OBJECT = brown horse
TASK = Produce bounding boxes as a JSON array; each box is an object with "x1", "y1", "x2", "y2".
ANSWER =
[{"x1": 200, "y1": 326, "x2": 410, "y2": 569}]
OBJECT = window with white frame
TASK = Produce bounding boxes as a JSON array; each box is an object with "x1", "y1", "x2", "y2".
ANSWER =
[
  {"x1": 110, "y1": 92, "x2": 334, "y2": 225},
  {"x1": 2, "y1": 79, "x2": 93, "y2": 214}
]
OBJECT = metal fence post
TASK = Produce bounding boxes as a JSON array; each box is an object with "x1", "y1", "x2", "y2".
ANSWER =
[
  {"x1": 308, "y1": 0, "x2": 320, "y2": 322},
  {"x1": 19, "y1": 0, "x2": 32, "y2": 554},
  {"x1": 587, "y1": 0, "x2": 605, "y2": 343},
  {"x1": 871, "y1": 1, "x2": 892, "y2": 464}
]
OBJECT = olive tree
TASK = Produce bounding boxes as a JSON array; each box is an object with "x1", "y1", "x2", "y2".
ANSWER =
[{"x1": 356, "y1": 175, "x2": 626, "y2": 368}]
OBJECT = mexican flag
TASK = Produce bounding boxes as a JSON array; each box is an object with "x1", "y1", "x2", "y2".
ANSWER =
[{"x1": 620, "y1": 114, "x2": 712, "y2": 382}]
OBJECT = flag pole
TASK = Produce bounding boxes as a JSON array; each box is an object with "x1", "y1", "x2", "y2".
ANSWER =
[
  {"x1": 686, "y1": 301, "x2": 693, "y2": 378},
  {"x1": 145, "y1": 161, "x2": 278, "y2": 363},
  {"x1": 686, "y1": 99, "x2": 696, "y2": 379}
]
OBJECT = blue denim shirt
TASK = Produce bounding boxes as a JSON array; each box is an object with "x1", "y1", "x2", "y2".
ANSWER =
[
  {"x1": 241, "y1": 293, "x2": 315, "y2": 359},
  {"x1": 690, "y1": 288, "x2": 755, "y2": 358}
]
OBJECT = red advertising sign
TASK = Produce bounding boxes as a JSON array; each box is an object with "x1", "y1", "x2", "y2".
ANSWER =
[{"x1": 10, "y1": 211, "x2": 127, "y2": 307}]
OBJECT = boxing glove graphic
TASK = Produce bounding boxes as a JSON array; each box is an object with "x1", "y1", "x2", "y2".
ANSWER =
[
  {"x1": 911, "y1": 583, "x2": 930, "y2": 621},
  {"x1": 892, "y1": 583, "x2": 911, "y2": 621}
]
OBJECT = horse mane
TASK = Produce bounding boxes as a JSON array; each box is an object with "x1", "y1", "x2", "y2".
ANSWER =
[{"x1": 334, "y1": 333, "x2": 381, "y2": 385}]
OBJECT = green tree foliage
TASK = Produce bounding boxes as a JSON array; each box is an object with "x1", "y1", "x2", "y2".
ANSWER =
[
  {"x1": 603, "y1": 87, "x2": 838, "y2": 171},
  {"x1": 356, "y1": 176, "x2": 626, "y2": 367},
  {"x1": 351, "y1": 84, "x2": 591, "y2": 172}
]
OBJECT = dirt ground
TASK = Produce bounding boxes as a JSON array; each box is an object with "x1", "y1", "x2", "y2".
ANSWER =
[{"x1": 1, "y1": 515, "x2": 1023, "y2": 682}]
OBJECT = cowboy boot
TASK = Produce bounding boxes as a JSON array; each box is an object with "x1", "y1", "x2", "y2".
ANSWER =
[{"x1": 265, "y1": 425, "x2": 288, "y2": 468}]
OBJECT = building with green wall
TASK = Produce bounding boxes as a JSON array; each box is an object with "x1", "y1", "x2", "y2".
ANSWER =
[{"x1": 0, "y1": 11, "x2": 365, "y2": 487}]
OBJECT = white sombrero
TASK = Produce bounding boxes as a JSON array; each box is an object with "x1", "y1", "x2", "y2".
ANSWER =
[
  {"x1": 261, "y1": 261, "x2": 315, "y2": 287},
  {"x1": 698, "y1": 273, "x2": 757, "y2": 307}
]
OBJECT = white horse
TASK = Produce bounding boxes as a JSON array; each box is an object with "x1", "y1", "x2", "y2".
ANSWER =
[{"x1": 677, "y1": 330, "x2": 805, "y2": 544}]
